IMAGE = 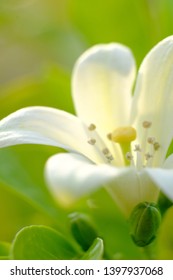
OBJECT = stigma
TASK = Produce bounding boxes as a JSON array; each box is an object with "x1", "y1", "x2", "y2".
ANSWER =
[{"x1": 110, "y1": 126, "x2": 137, "y2": 143}]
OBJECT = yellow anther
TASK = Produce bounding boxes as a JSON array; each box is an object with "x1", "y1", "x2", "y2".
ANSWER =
[
  {"x1": 88, "y1": 124, "x2": 96, "y2": 131},
  {"x1": 107, "y1": 133, "x2": 112, "y2": 140},
  {"x1": 142, "y1": 121, "x2": 152, "y2": 128},
  {"x1": 126, "y1": 152, "x2": 133, "y2": 161},
  {"x1": 102, "y1": 148, "x2": 110, "y2": 155},
  {"x1": 111, "y1": 126, "x2": 137, "y2": 143},
  {"x1": 147, "y1": 137, "x2": 155, "y2": 144},
  {"x1": 154, "y1": 142, "x2": 160, "y2": 151},
  {"x1": 88, "y1": 138, "x2": 96, "y2": 145},
  {"x1": 134, "y1": 144, "x2": 142, "y2": 152},
  {"x1": 145, "y1": 153, "x2": 153, "y2": 160}
]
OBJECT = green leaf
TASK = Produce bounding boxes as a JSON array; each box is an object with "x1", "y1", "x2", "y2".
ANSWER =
[
  {"x1": 0, "y1": 147, "x2": 67, "y2": 221},
  {"x1": 157, "y1": 206, "x2": 173, "y2": 259},
  {"x1": 11, "y1": 225, "x2": 79, "y2": 260},
  {"x1": 81, "y1": 238, "x2": 104, "y2": 260},
  {"x1": 0, "y1": 241, "x2": 11, "y2": 260}
]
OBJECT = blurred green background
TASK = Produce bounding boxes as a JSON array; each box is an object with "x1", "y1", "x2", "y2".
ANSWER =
[{"x1": 0, "y1": 0, "x2": 173, "y2": 259}]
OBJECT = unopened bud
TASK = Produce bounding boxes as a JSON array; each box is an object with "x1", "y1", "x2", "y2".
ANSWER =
[
  {"x1": 129, "y1": 202, "x2": 161, "y2": 247},
  {"x1": 69, "y1": 212, "x2": 98, "y2": 251}
]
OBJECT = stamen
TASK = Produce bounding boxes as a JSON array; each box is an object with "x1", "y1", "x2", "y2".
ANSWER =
[
  {"x1": 142, "y1": 121, "x2": 152, "y2": 128},
  {"x1": 145, "y1": 153, "x2": 153, "y2": 167},
  {"x1": 146, "y1": 137, "x2": 155, "y2": 164},
  {"x1": 106, "y1": 155, "x2": 114, "y2": 162},
  {"x1": 88, "y1": 138, "x2": 96, "y2": 145},
  {"x1": 102, "y1": 148, "x2": 114, "y2": 163},
  {"x1": 134, "y1": 144, "x2": 143, "y2": 170},
  {"x1": 88, "y1": 123, "x2": 96, "y2": 131},
  {"x1": 154, "y1": 142, "x2": 160, "y2": 151},
  {"x1": 126, "y1": 152, "x2": 135, "y2": 167},
  {"x1": 87, "y1": 123, "x2": 115, "y2": 164},
  {"x1": 141, "y1": 121, "x2": 152, "y2": 156},
  {"x1": 102, "y1": 148, "x2": 110, "y2": 155},
  {"x1": 147, "y1": 137, "x2": 155, "y2": 144},
  {"x1": 134, "y1": 144, "x2": 142, "y2": 152},
  {"x1": 126, "y1": 152, "x2": 133, "y2": 160},
  {"x1": 107, "y1": 133, "x2": 112, "y2": 141},
  {"x1": 145, "y1": 153, "x2": 153, "y2": 160}
]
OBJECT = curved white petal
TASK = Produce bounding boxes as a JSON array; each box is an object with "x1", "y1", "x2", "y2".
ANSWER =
[
  {"x1": 106, "y1": 169, "x2": 159, "y2": 216},
  {"x1": 45, "y1": 152, "x2": 158, "y2": 217},
  {"x1": 146, "y1": 168, "x2": 173, "y2": 202},
  {"x1": 72, "y1": 43, "x2": 136, "y2": 134},
  {"x1": 45, "y1": 152, "x2": 122, "y2": 206},
  {"x1": 131, "y1": 36, "x2": 173, "y2": 165},
  {"x1": 0, "y1": 106, "x2": 102, "y2": 163}
]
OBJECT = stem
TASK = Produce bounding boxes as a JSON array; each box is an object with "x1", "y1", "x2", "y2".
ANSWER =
[{"x1": 142, "y1": 242, "x2": 156, "y2": 260}]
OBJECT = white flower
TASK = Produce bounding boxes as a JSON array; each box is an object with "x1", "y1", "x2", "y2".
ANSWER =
[{"x1": 1, "y1": 36, "x2": 173, "y2": 216}]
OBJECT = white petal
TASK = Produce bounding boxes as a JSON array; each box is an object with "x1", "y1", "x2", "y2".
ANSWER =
[
  {"x1": 45, "y1": 152, "x2": 159, "y2": 216},
  {"x1": 45, "y1": 152, "x2": 121, "y2": 206},
  {"x1": 131, "y1": 36, "x2": 173, "y2": 165},
  {"x1": 146, "y1": 168, "x2": 173, "y2": 202},
  {"x1": 72, "y1": 43, "x2": 136, "y2": 134},
  {"x1": 106, "y1": 169, "x2": 159, "y2": 216},
  {"x1": 0, "y1": 106, "x2": 101, "y2": 163}
]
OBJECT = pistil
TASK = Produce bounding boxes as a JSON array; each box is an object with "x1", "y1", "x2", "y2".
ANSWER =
[{"x1": 109, "y1": 126, "x2": 137, "y2": 165}]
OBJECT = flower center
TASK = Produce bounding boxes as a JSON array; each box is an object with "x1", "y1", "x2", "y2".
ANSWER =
[{"x1": 86, "y1": 121, "x2": 160, "y2": 169}]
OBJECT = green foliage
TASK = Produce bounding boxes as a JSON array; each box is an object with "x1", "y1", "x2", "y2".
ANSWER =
[
  {"x1": 0, "y1": 241, "x2": 11, "y2": 260},
  {"x1": 11, "y1": 225, "x2": 79, "y2": 260},
  {"x1": 81, "y1": 238, "x2": 104, "y2": 260},
  {"x1": 0, "y1": 148, "x2": 63, "y2": 219}
]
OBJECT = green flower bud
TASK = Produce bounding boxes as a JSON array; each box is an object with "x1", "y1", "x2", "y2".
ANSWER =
[
  {"x1": 129, "y1": 202, "x2": 161, "y2": 247},
  {"x1": 69, "y1": 212, "x2": 98, "y2": 251}
]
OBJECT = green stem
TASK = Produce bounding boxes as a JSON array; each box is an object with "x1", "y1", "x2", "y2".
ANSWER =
[{"x1": 142, "y1": 242, "x2": 156, "y2": 260}]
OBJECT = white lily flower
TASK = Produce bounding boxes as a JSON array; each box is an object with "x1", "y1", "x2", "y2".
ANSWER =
[{"x1": 1, "y1": 36, "x2": 173, "y2": 216}]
